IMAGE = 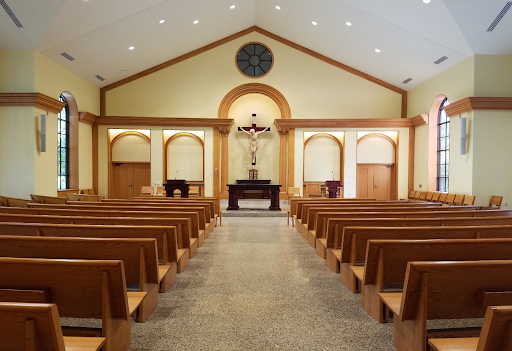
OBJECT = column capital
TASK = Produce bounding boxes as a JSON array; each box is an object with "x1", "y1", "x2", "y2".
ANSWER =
[
  {"x1": 219, "y1": 127, "x2": 231, "y2": 136},
  {"x1": 277, "y1": 127, "x2": 289, "y2": 136}
]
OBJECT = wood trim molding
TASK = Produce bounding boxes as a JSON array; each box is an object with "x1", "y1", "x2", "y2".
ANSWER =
[
  {"x1": 111, "y1": 131, "x2": 150, "y2": 145},
  {"x1": 0, "y1": 93, "x2": 65, "y2": 114},
  {"x1": 356, "y1": 133, "x2": 396, "y2": 148},
  {"x1": 218, "y1": 82, "x2": 291, "y2": 119},
  {"x1": 79, "y1": 112, "x2": 98, "y2": 125},
  {"x1": 163, "y1": 132, "x2": 205, "y2": 182},
  {"x1": 275, "y1": 118, "x2": 413, "y2": 129},
  {"x1": 442, "y1": 97, "x2": 512, "y2": 117},
  {"x1": 410, "y1": 114, "x2": 428, "y2": 127},
  {"x1": 99, "y1": 26, "x2": 407, "y2": 118},
  {"x1": 95, "y1": 116, "x2": 234, "y2": 128}
]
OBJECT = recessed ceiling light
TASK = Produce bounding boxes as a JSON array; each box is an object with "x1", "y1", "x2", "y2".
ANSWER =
[
  {"x1": 312, "y1": 21, "x2": 317, "y2": 25},
  {"x1": 129, "y1": 46, "x2": 134, "y2": 50},
  {"x1": 193, "y1": 20, "x2": 198, "y2": 24},
  {"x1": 159, "y1": 20, "x2": 165, "y2": 24},
  {"x1": 346, "y1": 22, "x2": 352, "y2": 26},
  {"x1": 423, "y1": 0, "x2": 430, "y2": 3},
  {"x1": 375, "y1": 49, "x2": 381, "y2": 53},
  {"x1": 276, "y1": 5, "x2": 281, "y2": 10},
  {"x1": 230, "y1": 5, "x2": 235, "y2": 9}
]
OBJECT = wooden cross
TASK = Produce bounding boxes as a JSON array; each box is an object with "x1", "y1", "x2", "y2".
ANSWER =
[{"x1": 237, "y1": 114, "x2": 271, "y2": 133}]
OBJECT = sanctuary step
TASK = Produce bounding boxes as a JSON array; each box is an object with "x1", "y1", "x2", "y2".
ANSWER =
[{"x1": 221, "y1": 199, "x2": 288, "y2": 217}]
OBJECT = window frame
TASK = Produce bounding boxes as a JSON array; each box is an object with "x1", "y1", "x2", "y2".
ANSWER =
[
  {"x1": 436, "y1": 98, "x2": 450, "y2": 192},
  {"x1": 57, "y1": 95, "x2": 70, "y2": 190}
]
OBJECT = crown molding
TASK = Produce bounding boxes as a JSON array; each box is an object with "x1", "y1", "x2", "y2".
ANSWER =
[
  {"x1": 0, "y1": 93, "x2": 65, "y2": 114},
  {"x1": 79, "y1": 112, "x2": 98, "y2": 125},
  {"x1": 410, "y1": 114, "x2": 428, "y2": 127},
  {"x1": 443, "y1": 97, "x2": 512, "y2": 117},
  {"x1": 274, "y1": 118, "x2": 413, "y2": 129},
  {"x1": 95, "y1": 116, "x2": 234, "y2": 128}
]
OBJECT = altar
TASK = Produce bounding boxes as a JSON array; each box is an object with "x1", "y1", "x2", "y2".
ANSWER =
[
  {"x1": 226, "y1": 183, "x2": 281, "y2": 211},
  {"x1": 235, "y1": 179, "x2": 271, "y2": 199}
]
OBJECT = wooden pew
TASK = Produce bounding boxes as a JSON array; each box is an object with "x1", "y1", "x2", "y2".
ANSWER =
[
  {"x1": 320, "y1": 216, "x2": 512, "y2": 261},
  {"x1": 380, "y1": 260, "x2": 512, "y2": 351},
  {"x1": 0, "y1": 257, "x2": 134, "y2": 351},
  {"x1": 0, "y1": 235, "x2": 162, "y2": 322},
  {"x1": 25, "y1": 203, "x2": 208, "y2": 246},
  {"x1": 0, "y1": 221, "x2": 183, "y2": 288},
  {"x1": 67, "y1": 194, "x2": 102, "y2": 202},
  {"x1": 30, "y1": 194, "x2": 67, "y2": 204},
  {"x1": 305, "y1": 206, "x2": 485, "y2": 246},
  {"x1": 361, "y1": 238, "x2": 512, "y2": 323},
  {"x1": 0, "y1": 212, "x2": 197, "y2": 260},
  {"x1": 62, "y1": 201, "x2": 216, "y2": 236},
  {"x1": 0, "y1": 195, "x2": 31, "y2": 207},
  {"x1": 428, "y1": 305, "x2": 512, "y2": 351},
  {"x1": 0, "y1": 302, "x2": 106, "y2": 351}
]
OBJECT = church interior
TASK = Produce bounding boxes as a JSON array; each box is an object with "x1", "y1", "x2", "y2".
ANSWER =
[{"x1": 1, "y1": 0, "x2": 512, "y2": 350}]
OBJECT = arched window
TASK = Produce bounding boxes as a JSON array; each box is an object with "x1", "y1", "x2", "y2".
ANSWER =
[
  {"x1": 58, "y1": 95, "x2": 69, "y2": 190},
  {"x1": 437, "y1": 98, "x2": 450, "y2": 192}
]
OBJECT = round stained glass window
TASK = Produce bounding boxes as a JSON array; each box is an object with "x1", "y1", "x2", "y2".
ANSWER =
[{"x1": 236, "y1": 43, "x2": 273, "y2": 78}]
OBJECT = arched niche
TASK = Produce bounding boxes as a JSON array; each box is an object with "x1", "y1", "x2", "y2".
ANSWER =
[
  {"x1": 164, "y1": 132, "x2": 204, "y2": 182},
  {"x1": 228, "y1": 93, "x2": 280, "y2": 182},
  {"x1": 111, "y1": 132, "x2": 151, "y2": 162},
  {"x1": 303, "y1": 133, "x2": 343, "y2": 182},
  {"x1": 218, "y1": 82, "x2": 291, "y2": 119}
]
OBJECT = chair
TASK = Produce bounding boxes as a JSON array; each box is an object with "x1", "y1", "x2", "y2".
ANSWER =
[
  {"x1": 463, "y1": 195, "x2": 475, "y2": 205},
  {"x1": 305, "y1": 182, "x2": 322, "y2": 197},
  {"x1": 408, "y1": 191, "x2": 415, "y2": 199},
  {"x1": 430, "y1": 192, "x2": 440, "y2": 202},
  {"x1": 141, "y1": 186, "x2": 154, "y2": 196},
  {"x1": 488, "y1": 195, "x2": 503, "y2": 209},
  {"x1": 288, "y1": 187, "x2": 301, "y2": 198},
  {"x1": 189, "y1": 186, "x2": 201, "y2": 197},
  {"x1": 425, "y1": 192, "x2": 434, "y2": 201},
  {"x1": 155, "y1": 186, "x2": 165, "y2": 196},
  {"x1": 453, "y1": 194, "x2": 464, "y2": 206}
]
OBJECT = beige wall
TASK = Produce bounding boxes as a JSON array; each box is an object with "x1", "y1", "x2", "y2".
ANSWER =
[
  {"x1": 0, "y1": 50, "x2": 34, "y2": 92},
  {"x1": 474, "y1": 55, "x2": 512, "y2": 96},
  {"x1": 79, "y1": 122, "x2": 93, "y2": 189},
  {"x1": 112, "y1": 134, "x2": 151, "y2": 162},
  {"x1": 166, "y1": 135, "x2": 204, "y2": 181},
  {"x1": 304, "y1": 136, "x2": 341, "y2": 181},
  {"x1": 357, "y1": 135, "x2": 395, "y2": 164},
  {"x1": 105, "y1": 32, "x2": 402, "y2": 119}
]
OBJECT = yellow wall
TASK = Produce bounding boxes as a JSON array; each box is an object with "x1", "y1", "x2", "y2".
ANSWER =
[
  {"x1": 0, "y1": 106, "x2": 36, "y2": 198},
  {"x1": 79, "y1": 122, "x2": 93, "y2": 189},
  {"x1": 474, "y1": 55, "x2": 512, "y2": 96},
  {"x1": 0, "y1": 50, "x2": 34, "y2": 92},
  {"x1": 106, "y1": 32, "x2": 402, "y2": 119}
]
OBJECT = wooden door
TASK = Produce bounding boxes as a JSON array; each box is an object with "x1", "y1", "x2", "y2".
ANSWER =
[
  {"x1": 112, "y1": 163, "x2": 150, "y2": 199},
  {"x1": 356, "y1": 164, "x2": 395, "y2": 200}
]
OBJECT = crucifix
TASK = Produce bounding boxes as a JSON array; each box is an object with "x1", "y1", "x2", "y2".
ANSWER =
[{"x1": 238, "y1": 114, "x2": 270, "y2": 165}]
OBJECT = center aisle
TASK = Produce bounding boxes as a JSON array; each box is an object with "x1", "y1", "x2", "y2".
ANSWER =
[{"x1": 130, "y1": 217, "x2": 394, "y2": 350}]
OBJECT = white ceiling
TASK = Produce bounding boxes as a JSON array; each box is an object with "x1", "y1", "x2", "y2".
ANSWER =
[{"x1": 1, "y1": 0, "x2": 511, "y2": 90}]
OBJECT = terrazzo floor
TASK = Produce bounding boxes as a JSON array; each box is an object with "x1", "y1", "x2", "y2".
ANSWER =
[{"x1": 128, "y1": 216, "x2": 396, "y2": 351}]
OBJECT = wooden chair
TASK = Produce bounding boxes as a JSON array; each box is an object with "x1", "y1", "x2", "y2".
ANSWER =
[
  {"x1": 488, "y1": 195, "x2": 503, "y2": 209},
  {"x1": 189, "y1": 185, "x2": 201, "y2": 197},
  {"x1": 0, "y1": 257, "x2": 134, "y2": 351},
  {"x1": 453, "y1": 194, "x2": 465, "y2": 206},
  {"x1": 306, "y1": 182, "x2": 323, "y2": 197},
  {"x1": 418, "y1": 192, "x2": 427, "y2": 200},
  {"x1": 414, "y1": 191, "x2": 421, "y2": 200},
  {"x1": 430, "y1": 192, "x2": 441, "y2": 202},
  {"x1": 445, "y1": 193, "x2": 456, "y2": 205},
  {"x1": 288, "y1": 187, "x2": 301, "y2": 198},
  {"x1": 380, "y1": 260, "x2": 512, "y2": 351},
  {"x1": 155, "y1": 186, "x2": 165, "y2": 196},
  {"x1": 408, "y1": 191, "x2": 415, "y2": 199},
  {"x1": 463, "y1": 195, "x2": 476, "y2": 205},
  {"x1": 425, "y1": 192, "x2": 434, "y2": 201},
  {"x1": 0, "y1": 302, "x2": 106, "y2": 351},
  {"x1": 140, "y1": 186, "x2": 154, "y2": 196},
  {"x1": 81, "y1": 189, "x2": 96, "y2": 195},
  {"x1": 438, "y1": 193, "x2": 448, "y2": 203},
  {"x1": 428, "y1": 305, "x2": 512, "y2": 351}
]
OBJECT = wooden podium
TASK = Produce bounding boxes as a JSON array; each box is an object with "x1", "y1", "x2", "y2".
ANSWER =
[
  {"x1": 164, "y1": 180, "x2": 190, "y2": 198},
  {"x1": 325, "y1": 180, "x2": 343, "y2": 198}
]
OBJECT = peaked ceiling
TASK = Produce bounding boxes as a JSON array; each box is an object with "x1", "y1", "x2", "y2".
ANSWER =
[{"x1": 1, "y1": 0, "x2": 511, "y2": 91}]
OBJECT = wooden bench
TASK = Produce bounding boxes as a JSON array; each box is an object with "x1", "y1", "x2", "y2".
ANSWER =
[
  {"x1": 0, "y1": 257, "x2": 134, "y2": 351},
  {"x1": 361, "y1": 237, "x2": 512, "y2": 323},
  {"x1": 0, "y1": 302, "x2": 106, "y2": 351},
  {"x1": 26, "y1": 203, "x2": 209, "y2": 246},
  {"x1": 428, "y1": 305, "x2": 512, "y2": 351},
  {"x1": 320, "y1": 216, "x2": 512, "y2": 262},
  {"x1": 380, "y1": 260, "x2": 512, "y2": 351},
  {"x1": 0, "y1": 220, "x2": 184, "y2": 282},
  {"x1": 0, "y1": 235, "x2": 163, "y2": 322},
  {"x1": 0, "y1": 195, "x2": 32, "y2": 207},
  {"x1": 305, "y1": 206, "x2": 486, "y2": 246},
  {"x1": 0, "y1": 212, "x2": 196, "y2": 260},
  {"x1": 67, "y1": 194, "x2": 103, "y2": 202}
]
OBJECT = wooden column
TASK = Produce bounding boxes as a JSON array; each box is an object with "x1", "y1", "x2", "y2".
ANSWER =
[
  {"x1": 220, "y1": 127, "x2": 230, "y2": 195},
  {"x1": 278, "y1": 128, "x2": 289, "y2": 192},
  {"x1": 213, "y1": 128, "x2": 220, "y2": 198},
  {"x1": 287, "y1": 129, "x2": 295, "y2": 188}
]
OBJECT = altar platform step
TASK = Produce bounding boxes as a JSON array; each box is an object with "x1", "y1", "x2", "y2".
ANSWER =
[{"x1": 221, "y1": 200, "x2": 288, "y2": 217}]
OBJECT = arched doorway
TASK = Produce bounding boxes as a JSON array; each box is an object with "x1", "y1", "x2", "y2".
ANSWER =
[{"x1": 356, "y1": 133, "x2": 397, "y2": 200}]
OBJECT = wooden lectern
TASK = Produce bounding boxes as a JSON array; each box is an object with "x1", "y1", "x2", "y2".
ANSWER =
[
  {"x1": 164, "y1": 180, "x2": 190, "y2": 198},
  {"x1": 325, "y1": 180, "x2": 343, "y2": 198}
]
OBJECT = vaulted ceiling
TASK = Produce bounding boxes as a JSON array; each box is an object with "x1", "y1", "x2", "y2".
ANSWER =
[{"x1": 1, "y1": 0, "x2": 511, "y2": 90}]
